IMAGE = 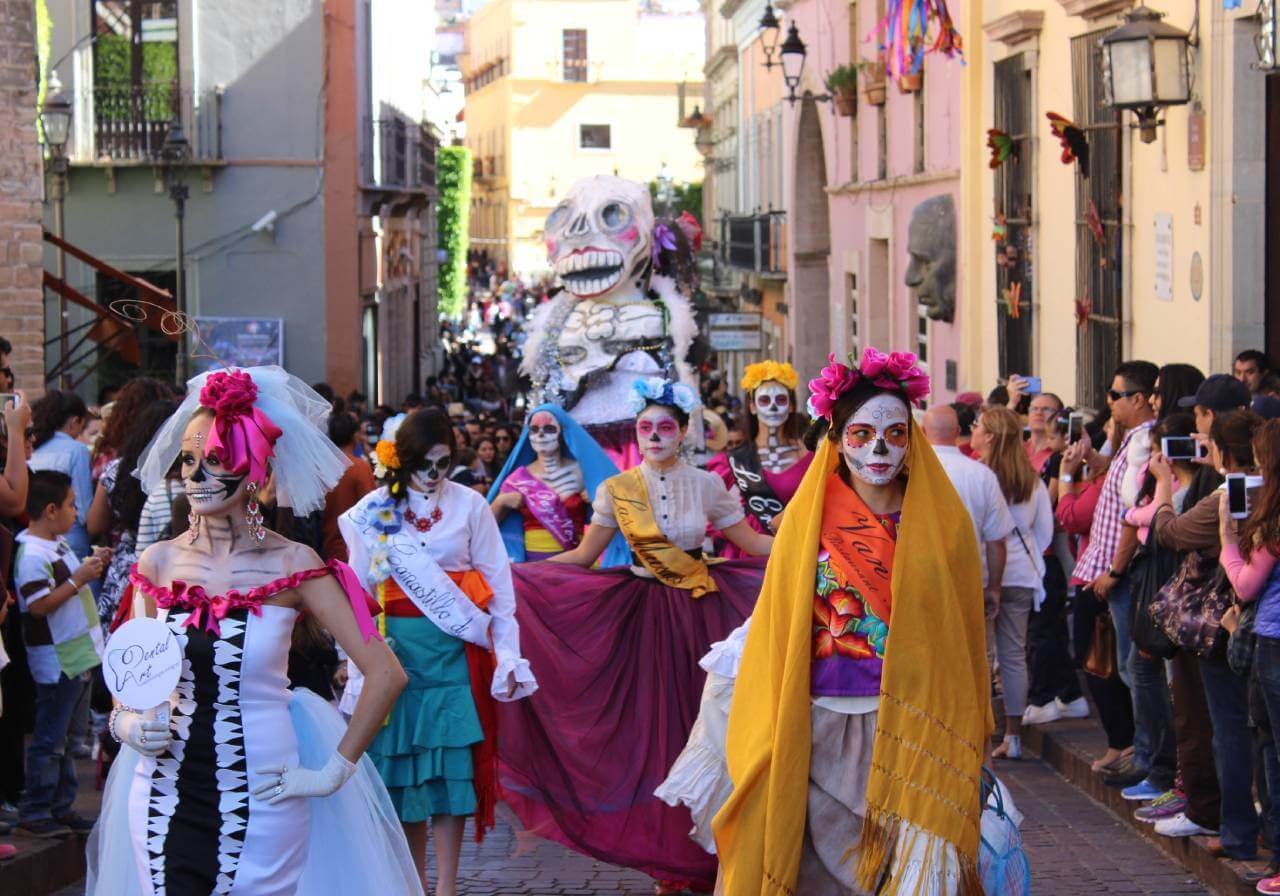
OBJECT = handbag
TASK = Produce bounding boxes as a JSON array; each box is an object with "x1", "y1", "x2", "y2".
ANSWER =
[
  {"x1": 1129, "y1": 538, "x2": 1180, "y2": 659},
  {"x1": 1084, "y1": 608, "x2": 1117, "y2": 678},
  {"x1": 979, "y1": 767, "x2": 1031, "y2": 896},
  {"x1": 1228, "y1": 600, "x2": 1258, "y2": 677},
  {"x1": 1149, "y1": 551, "x2": 1235, "y2": 658}
]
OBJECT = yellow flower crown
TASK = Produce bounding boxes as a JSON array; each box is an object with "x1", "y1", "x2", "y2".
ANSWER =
[
  {"x1": 374, "y1": 440, "x2": 400, "y2": 471},
  {"x1": 741, "y1": 360, "x2": 799, "y2": 394}
]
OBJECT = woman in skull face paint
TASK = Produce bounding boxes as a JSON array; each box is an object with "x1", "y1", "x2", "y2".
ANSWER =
[
  {"x1": 88, "y1": 367, "x2": 422, "y2": 896},
  {"x1": 339, "y1": 408, "x2": 536, "y2": 896},
  {"x1": 486, "y1": 404, "x2": 628, "y2": 563},
  {"x1": 714, "y1": 349, "x2": 993, "y2": 896},
  {"x1": 496, "y1": 377, "x2": 773, "y2": 893},
  {"x1": 708, "y1": 362, "x2": 813, "y2": 560}
]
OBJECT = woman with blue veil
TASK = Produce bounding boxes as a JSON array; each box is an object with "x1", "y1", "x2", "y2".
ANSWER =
[{"x1": 487, "y1": 404, "x2": 629, "y2": 567}]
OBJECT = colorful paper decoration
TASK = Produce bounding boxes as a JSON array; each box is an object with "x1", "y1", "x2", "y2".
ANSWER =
[
  {"x1": 987, "y1": 129, "x2": 1015, "y2": 169},
  {"x1": 1047, "y1": 112, "x2": 1090, "y2": 178},
  {"x1": 876, "y1": 0, "x2": 964, "y2": 80}
]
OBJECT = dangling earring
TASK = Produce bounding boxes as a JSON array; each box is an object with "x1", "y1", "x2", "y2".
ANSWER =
[
  {"x1": 186, "y1": 510, "x2": 200, "y2": 545},
  {"x1": 245, "y1": 481, "x2": 266, "y2": 543}
]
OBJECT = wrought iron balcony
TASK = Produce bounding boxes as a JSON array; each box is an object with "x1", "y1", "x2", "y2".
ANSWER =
[
  {"x1": 361, "y1": 118, "x2": 438, "y2": 191},
  {"x1": 79, "y1": 83, "x2": 222, "y2": 163},
  {"x1": 722, "y1": 212, "x2": 786, "y2": 274}
]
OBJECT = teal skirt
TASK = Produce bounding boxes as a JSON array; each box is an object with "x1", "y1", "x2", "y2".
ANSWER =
[{"x1": 368, "y1": 616, "x2": 482, "y2": 822}]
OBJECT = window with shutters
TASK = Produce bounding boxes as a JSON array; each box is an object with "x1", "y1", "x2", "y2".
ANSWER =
[
  {"x1": 1072, "y1": 31, "x2": 1124, "y2": 410},
  {"x1": 993, "y1": 54, "x2": 1033, "y2": 380},
  {"x1": 563, "y1": 29, "x2": 588, "y2": 82}
]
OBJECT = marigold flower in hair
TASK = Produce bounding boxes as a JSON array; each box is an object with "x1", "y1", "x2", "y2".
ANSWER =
[
  {"x1": 373, "y1": 440, "x2": 400, "y2": 480},
  {"x1": 741, "y1": 361, "x2": 799, "y2": 394}
]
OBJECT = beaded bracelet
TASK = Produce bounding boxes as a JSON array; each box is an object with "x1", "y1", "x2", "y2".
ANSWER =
[{"x1": 107, "y1": 705, "x2": 136, "y2": 744}]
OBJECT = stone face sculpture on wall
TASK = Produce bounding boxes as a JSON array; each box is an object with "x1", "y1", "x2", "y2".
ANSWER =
[{"x1": 904, "y1": 194, "x2": 957, "y2": 323}]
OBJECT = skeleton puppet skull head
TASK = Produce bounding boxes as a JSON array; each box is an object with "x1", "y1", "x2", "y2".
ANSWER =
[{"x1": 545, "y1": 176, "x2": 655, "y2": 300}]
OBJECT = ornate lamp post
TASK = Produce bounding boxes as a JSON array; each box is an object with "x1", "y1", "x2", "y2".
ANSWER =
[
  {"x1": 40, "y1": 73, "x2": 72, "y2": 387},
  {"x1": 759, "y1": 3, "x2": 782, "y2": 69},
  {"x1": 1101, "y1": 5, "x2": 1192, "y2": 143},
  {"x1": 160, "y1": 117, "x2": 191, "y2": 382}
]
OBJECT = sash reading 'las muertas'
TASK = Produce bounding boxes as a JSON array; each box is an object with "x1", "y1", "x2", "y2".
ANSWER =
[
  {"x1": 820, "y1": 474, "x2": 896, "y2": 625},
  {"x1": 727, "y1": 444, "x2": 785, "y2": 530},
  {"x1": 500, "y1": 467, "x2": 579, "y2": 550},
  {"x1": 605, "y1": 468, "x2": 719, "y2": 598}
]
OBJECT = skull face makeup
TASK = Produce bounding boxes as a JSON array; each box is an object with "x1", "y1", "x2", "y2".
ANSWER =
[
  {"x1": 545, "y1": 176, "x2": 655, "y2": 300},
  {"x1": 753, "y1": 381, "x2": 792, "y2": 432},
  {"x1": 181, "y1": 415, "x2": 250, "y2": 517},
  {"x1": 841, "y1": 394, "x2": 910, "y2": 487},
  {"x1": 409, "y1": 445, "x2": 453, "y2": 496},
  {"x1": 636, "y1": 405, "x2": 683, "y2": 465},
  {"x1": 527, "y1": 411, "x2": 562, "y2": 460}
]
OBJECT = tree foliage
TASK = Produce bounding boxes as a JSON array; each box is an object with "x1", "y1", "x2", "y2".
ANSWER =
[{"x1": 437, "y1": 146, "x2": 473, "y2": 319}]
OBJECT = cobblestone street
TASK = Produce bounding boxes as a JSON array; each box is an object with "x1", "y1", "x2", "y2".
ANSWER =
[{"x1": 55, "y1": 752, "x2": 1214, "y2": 895}]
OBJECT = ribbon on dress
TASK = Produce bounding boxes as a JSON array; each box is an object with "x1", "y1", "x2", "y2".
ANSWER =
[
  {"x1": 605, "y1": 468, "x2": 719, "y2": 598},
  {"x1": 500, "y1": 467, "x2": 579, "y2": 550},
  {"x1": 727, "y1": 444, "x2": 786, "y2": 531}
]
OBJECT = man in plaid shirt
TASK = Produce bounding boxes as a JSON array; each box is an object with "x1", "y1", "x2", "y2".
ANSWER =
[{"x1": 1072, "y1": 360, "x2": 1160, "y2": 789}]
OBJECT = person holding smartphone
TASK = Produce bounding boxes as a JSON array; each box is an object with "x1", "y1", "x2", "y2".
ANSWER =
[{"x1": 1151, "y1": 410, "x2": 1263, "y2": 855}]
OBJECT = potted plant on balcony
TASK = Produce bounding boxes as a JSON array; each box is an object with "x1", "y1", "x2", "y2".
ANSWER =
[
  {"x1": 825, "y1": 65, "x2": 858, "y2": 117},
  {"x1": 898, "y1": 40, "x2": 925, "y2": 93},
  {"x1": 858, "y1": 59, "x2": 887, "y2": 106}
]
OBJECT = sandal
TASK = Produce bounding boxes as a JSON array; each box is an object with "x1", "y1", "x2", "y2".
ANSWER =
[
  {"x1": 1091, "y1": 747, "x2": 1133, "y2": 773},
  {"x1": 992, "y1": 735, "x2": 1022, "y2": 760}
]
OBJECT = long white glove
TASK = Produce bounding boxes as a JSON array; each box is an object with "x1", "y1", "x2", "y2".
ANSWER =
[
  {"x1": 111, "y1": 707, "x2": 172, "y2": 758},
  {"x1": 252, "y1": 751, "x2": 357, "y2": 805}
]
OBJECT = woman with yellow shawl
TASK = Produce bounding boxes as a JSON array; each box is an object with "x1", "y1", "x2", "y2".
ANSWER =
[{"x1": 713, "y1": 347, "x2": 992, "y2": 895}]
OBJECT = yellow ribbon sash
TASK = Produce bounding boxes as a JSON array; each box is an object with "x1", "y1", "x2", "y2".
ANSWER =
[{"x1": 605, "y1": 468, "x2": 719, "y2": 598}]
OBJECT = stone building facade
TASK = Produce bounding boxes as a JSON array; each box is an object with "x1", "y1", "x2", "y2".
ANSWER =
[{"x1": 0, "y1": 0, "x2": 47, "y2": 395}]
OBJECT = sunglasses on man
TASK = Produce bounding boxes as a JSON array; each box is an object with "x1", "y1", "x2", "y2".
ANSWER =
[{"x1": 1107, "y1": 388, "x2": 1146, "y2": 402}]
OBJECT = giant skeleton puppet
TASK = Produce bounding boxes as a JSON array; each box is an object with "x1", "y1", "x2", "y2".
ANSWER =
[{"x1": 523, "y1": 176, "x2": 700, "y2": 468}]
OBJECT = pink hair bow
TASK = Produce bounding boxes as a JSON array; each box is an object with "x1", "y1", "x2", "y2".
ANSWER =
[{"x1": 199, "y1": 370, "x2": 283, "y2": 487}]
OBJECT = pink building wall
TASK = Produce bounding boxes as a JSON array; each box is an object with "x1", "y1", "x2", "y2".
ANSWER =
[{"x1": 782, "y1": 0, "x2": 963, "y2": 401}]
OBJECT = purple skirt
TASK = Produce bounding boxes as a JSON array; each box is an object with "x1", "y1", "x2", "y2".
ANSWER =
[{"x1": 497, "y1": 558, "x2": 767, "y2": 886}]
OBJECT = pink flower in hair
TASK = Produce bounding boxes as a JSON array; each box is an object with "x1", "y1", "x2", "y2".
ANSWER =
[
  {"x1": 807, "y1": 354, "x2": 860, "y2": 421},
  {"x1": 199, "y1": 369, "x2": 258, "y2": 419},
  {"x1": 859, "y1": 346, "x2": 890, "y2": 380}
]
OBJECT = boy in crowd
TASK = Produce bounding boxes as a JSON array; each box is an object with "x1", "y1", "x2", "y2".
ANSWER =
[{"x1": 14, "y1": 470, "x2": 107, "y2": 836}]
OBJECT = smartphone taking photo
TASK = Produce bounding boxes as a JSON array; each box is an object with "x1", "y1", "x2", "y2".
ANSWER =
[
  {"x1": 1161, "y1": 436, "x2": 1206, "y2": 462},
  {"x1": 1227, "y1": 473, "x2": 1251, "y2": 520}
]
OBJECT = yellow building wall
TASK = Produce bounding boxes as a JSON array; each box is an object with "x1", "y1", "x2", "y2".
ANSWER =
[
  {"x1": 464, "y1": 0, "x2": 705, "y2": 277},
  {"x1": 962, "y1": 0, "x2": 1216, "y2": 406}
]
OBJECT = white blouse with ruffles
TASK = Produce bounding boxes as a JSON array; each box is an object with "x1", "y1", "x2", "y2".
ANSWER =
[{"x1": 591, "y1": 460, "x2": 745, "y2": 552}]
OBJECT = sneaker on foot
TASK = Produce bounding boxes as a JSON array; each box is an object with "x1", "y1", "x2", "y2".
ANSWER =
[
  {"x1": 1056, "y1": 696, "x2": 1090, "y2": 718},
  {"x1": 1022, "y1": 702, "x2": 1062, "y2": 725},
  {"x1": 1259, "y1": 873, "x2": 1280, "y2": 895},
  {"x1": 16, "y1": 818, "x2": 71, "y2": 838},
  {"x1": 1154, "y1": 812, "x2": 1217, "y2": 838},
  {"x1": 1122, "y1": 778, "x2": 1166, "y2": 801},
  {"x1": 69, "y1": 743, "x2": 92, "y2": 760},
  {"x1": 53, "y1": 812, "x2": 95, "y2": 834},
  {"x1": 0, "y1": 843, "x2": 15, "y2": 861},
  {"x1": 1134, "y1": 790, "x2": 1187, "y2": 822},
  {"x1": 1103, "y1": 761, "x2": 1147, "y2": 788}
]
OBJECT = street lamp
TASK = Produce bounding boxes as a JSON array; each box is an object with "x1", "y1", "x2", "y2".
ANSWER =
[
  {"x1": 1101, "y1": 5, "x2": 1192, "y2": 143},
  {"x1": 775, "y1": 22, "x2": 832, "y2": 106},
  {"x1": 759, "y1": 3, "x2": 782, "y2": 70},
  {"x1": 160, "y1": 117, "x2": 192, "y2": 382},
  {"x1": 40, "y1": 73, "x2": 72, "y2": 387}
]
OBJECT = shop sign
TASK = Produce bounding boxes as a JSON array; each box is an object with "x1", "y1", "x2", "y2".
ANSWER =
[
  {"x1": 1154, "y1": 214, "x2": 1174, "y2": 301},
  {"x1": 708, "y1": 312, "x2": 763, "y2": 351}
]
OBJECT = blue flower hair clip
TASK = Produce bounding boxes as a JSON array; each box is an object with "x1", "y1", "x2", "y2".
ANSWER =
[{"x1": 628, "y1": 377, "x2": 701, "y2": 417}]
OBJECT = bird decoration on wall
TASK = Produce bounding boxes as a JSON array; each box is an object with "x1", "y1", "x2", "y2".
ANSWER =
[
  {"x1": 1002, "y1": 282, "x2": 1023, "y2": 319},
  {"x1": 987, "y1": 129, "x2": 1016, "y2": 169},
  {"x1": 1075, "y1": 294, "x2": 1093, "y2": 329},
  {"x1": 876, "y1": 0, "x2": 965, "y2": 79},
  {"x1": 1046, "y1": 112, "x2": 1090, "y2": 178}
]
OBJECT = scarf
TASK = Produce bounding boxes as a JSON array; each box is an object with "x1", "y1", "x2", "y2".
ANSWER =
[
  {"x1": 605, "y1": 467, "x2": 719, "y2": 597},
  {"x1": 713, "y1": 426, "x2": 991, "y2": 896}
]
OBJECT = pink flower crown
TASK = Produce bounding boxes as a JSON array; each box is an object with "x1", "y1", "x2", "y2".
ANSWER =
[{"x1": 806, "y1": 347, "x2": 931, "y2": 421}]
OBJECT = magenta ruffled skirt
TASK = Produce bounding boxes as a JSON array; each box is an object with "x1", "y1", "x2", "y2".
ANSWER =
[{"x1": 497, "y1": 558, "x2": 767, "y2": 887}]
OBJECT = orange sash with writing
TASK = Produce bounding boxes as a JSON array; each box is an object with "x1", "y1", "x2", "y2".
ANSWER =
[
  {"x1": 820, "y1": 473, "x2": 896, "y2": 624},
  {"x1": 605, "y1": 468, "x2": 719, "y2": 598}
]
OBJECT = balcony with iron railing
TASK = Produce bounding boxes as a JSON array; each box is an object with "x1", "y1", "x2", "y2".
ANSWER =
[
  {"x1": 722, "y1": 212, "x2": 786, "y2": 275},
  {"x1": 72, "y1": 83, "x2": 223, "y2": 163},
  {"x1": 361, "y1": 118, "x2": 439, "y2": 192}
]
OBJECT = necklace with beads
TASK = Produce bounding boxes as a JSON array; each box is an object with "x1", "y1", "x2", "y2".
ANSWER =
[{"x1": 404, "y1": 505, "x2": 444, "y2": 532}]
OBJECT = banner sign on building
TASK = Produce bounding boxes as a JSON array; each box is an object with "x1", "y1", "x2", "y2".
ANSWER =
[
  {"x1": 193, "y1": 317, "x2": 285, "y2": 373},
  {"x1": 708, "y1": 312, "x2": 764, "y2": 352}
]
